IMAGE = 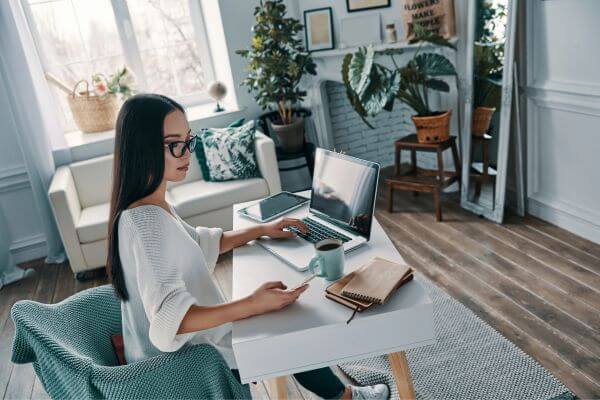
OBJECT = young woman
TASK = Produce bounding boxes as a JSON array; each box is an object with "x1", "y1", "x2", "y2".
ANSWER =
[{"x1": 106, "y1": 94, "x2": 389, "y2": 400}]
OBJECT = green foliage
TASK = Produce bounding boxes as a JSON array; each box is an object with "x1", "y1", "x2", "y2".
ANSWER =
[
  {"x1": 342, "y1": 24, "x2": 457, "y2": 126},
  {"x1": 236, "y1": 0, "x2": 317, "y2": 124},
  {"x1": 473, "y1": 1, "x2": 506, "y2": 108}
]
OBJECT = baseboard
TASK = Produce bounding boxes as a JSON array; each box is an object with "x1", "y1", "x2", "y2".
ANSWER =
[
  {"x1": 9, "y1": 233, "x2": 48, "y2": 264},
  {"x1": 527, "y1": 197, "x2": 600, "y2": 244}
]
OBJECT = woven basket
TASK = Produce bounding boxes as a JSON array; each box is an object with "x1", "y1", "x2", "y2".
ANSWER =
[
  {"x1": 412, "y1": 110, "x2": 452, "y2": 144},
  {"x1": 472, "y1": 106, "x2": 496, "y2": 136},
  {"x1": 67, "y1": 80, "x2": 119, "y2": 133}
]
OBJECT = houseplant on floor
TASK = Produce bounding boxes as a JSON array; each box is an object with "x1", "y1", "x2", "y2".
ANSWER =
[
  {"x1": 236, "y1": 0, "x2": 317, "y2": 153},
  {"x1": 342, "y1": 25, "x2": 457, "y2": 143}
]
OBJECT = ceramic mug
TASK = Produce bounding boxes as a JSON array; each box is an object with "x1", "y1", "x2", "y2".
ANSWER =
[{"x1": 308, "y1": 238, "x2": 344, "y2": 281}]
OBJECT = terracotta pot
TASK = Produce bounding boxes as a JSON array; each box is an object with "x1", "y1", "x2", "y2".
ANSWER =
[
  {"x1": 270, "y1": 117, "x2": 305, "y2": 153},
  {"x1": 472, "y1": 106, "x2": 496, "y2": 136},
  {"x1": 412, "y1": 111, "x2": 452, "y2": 144}
]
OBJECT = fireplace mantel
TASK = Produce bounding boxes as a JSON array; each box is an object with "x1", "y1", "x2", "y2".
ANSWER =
[{"x1": 305, "y1": 38, "x2": 459, "y2": 150}]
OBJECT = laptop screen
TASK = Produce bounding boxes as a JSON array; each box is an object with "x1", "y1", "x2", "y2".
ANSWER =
[{"x1": 309, "y1": 149, "x2": 380, "y2": 240}]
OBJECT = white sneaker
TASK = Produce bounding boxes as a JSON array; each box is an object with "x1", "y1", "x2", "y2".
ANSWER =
[{"x1": 350, "y1": 383, "x2": 390, "y2": 400}]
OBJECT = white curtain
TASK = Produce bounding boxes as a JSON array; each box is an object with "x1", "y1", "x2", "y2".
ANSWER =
[{"x1": 0, "y1": 0, "x2": 67, "y2": 276}]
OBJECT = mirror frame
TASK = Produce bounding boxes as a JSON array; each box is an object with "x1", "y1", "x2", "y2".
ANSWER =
[{"x1": 460, "y1": 0, "x2": 518, "y2": 223}]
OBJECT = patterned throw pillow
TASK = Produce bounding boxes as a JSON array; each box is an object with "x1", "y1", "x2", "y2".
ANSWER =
[{"x1": 195, "y1": 120, "x2": 261, "y2": 182}]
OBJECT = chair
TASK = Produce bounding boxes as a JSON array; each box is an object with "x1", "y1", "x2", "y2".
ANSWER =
[{"x1": 10, "y1": 285, "x2": 251, "y2": 399}]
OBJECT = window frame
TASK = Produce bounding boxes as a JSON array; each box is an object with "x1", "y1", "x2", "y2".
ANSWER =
[{"x1": 21, "y1": 0, "x2": 217, "y2": 129}]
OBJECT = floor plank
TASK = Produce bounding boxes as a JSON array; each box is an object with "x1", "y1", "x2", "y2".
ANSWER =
[{"x1": 2, "y1": 178, "x2": 600, "y2": 399}]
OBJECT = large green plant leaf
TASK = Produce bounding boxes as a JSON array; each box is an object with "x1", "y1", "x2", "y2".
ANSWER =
[
  {"x1": 411, "y1": 23, "x2": 457, "y2": 50},
  {"x1": 414, "y1": 53, "x2": 456, "y2": 77},
  {"x1": 348, "y1": 46, "x2": 374, "y2": 96},
  {"x1": 342, "y1": 53, "x2": 374, "y2": 129},
  {"x1": 424, "y1": 78, "x2": 450, "y2": 92},
  {"x1": 361, "y1": 67, "x2": 400, "y2": 117}
]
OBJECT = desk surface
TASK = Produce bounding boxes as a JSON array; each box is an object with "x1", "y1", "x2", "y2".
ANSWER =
[{"x1": 231, "y1": 191, "x2": 436, "y2": 383}]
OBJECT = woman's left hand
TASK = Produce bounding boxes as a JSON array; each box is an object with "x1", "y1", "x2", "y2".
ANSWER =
[{"x1": 261, "y1": 218, "x2": 308, "y2": 239}]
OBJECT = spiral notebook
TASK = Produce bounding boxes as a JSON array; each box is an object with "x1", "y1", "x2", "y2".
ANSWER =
[{"x1": 341, "y1": 257, "x2": 413, "y2": 304}]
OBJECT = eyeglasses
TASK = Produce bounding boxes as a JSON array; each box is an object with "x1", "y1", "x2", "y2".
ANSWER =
[{"x1": 164, "y1": 135, "x2": 198, "y2": 158}]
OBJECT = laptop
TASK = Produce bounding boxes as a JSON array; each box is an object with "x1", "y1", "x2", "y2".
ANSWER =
[{"x1": 256, "y1": 148, "x2": 380, "y2": 271}]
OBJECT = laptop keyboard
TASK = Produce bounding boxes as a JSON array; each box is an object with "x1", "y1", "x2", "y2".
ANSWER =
[{"x1": 287, "y1": 217, "x2": 352, "y2": 244}]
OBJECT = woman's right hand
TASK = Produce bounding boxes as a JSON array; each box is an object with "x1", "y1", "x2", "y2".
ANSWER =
[{"x1": 247, "y1": 281, "x2": 309, "y2": 316}]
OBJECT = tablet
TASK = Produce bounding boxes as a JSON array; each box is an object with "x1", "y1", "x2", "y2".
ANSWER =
[{"x1": 237, "y1": 191, "x2": 309, "y2": 223}]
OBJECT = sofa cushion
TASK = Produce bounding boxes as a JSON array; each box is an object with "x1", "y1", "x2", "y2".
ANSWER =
[
  {"x1": 169, "y1": 178, "x2": 269, "y2": 219},
  {"x1": 196, "y1": 120, "x2": 261, "y2": 182},
  {"x1": 76, "y1": 202, "x2": 110, "y2": 244}
]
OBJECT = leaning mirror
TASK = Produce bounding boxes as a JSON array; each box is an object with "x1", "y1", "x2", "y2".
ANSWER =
[{"x1": 460, "y1": 0, "x2": 517, "y2": 223}]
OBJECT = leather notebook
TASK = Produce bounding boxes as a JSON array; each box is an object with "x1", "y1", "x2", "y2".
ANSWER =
[{"x1": 325, "y1": 257, "x2": 414, "y2": 323}]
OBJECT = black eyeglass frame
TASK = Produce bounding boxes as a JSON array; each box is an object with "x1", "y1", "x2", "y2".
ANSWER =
[{"x1": 163, "y1": 134, "x2": 198, "y2": 158}]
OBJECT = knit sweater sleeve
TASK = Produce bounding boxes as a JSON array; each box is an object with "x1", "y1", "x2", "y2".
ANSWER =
[
  {"x1": 168, "y1": 205, "x2": 223, "y2": 274},
  {"x1": 124, "y1": 209, "x2": 197, "y2": 353}
]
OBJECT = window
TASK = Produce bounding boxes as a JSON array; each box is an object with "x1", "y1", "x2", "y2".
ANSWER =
[{"x1": 22, "y1": 0, "x2": 215, "y2": 133}]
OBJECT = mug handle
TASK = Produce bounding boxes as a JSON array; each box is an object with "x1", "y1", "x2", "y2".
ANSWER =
[{"x1": 308, "y1": 255, "x2": 326, "y2": 277}]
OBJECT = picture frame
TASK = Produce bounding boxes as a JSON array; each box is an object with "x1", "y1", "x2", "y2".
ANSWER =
[
  {"x1": 346, "y1": 0, "x2": 391, "y2": 13},
  {"x1": 304, "y1": 7, "x2": 335, "y2": 52}
]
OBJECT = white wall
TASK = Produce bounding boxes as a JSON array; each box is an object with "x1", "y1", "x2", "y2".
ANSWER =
[{"x1": 524, "y1": 0, "x2": 600, "y2": 243}]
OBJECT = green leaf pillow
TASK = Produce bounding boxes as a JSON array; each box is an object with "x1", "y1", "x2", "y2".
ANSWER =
[{"x1": 195, "y1": 119, "x2": 261, "y2": 182}]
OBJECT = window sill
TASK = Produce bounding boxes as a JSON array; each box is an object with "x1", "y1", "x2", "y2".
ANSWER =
[{"x1": 55, "y1": 103, "x2": 245, "y2": 165}]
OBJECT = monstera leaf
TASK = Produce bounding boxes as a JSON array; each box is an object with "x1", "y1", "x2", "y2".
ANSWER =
[
  {"x1": 348, "y1": 46, "x2": 375, "y2": 96},
  {"x1": 414, "y1": 53, "x2": 457, "y2": 77}
]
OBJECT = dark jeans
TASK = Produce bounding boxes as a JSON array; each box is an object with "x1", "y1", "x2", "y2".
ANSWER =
[{"x1": 231, "y1": 367, "x2": 346, "y2": 399}]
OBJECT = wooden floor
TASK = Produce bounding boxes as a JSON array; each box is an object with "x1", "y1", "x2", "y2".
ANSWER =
[{"x1": 2, "y1": 173, "x2": 600, "y2": 399}]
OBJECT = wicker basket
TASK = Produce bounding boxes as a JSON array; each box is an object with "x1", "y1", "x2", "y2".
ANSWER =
[
  {"x1": 67, "y1": 80, "x2": 119, "y2": 133},
  {"x1": 472, "y1": 106, "x2": 496, "y2": 136},
  {"x1": 412, "y1": 110, "x2": 452, "y2": 144}
]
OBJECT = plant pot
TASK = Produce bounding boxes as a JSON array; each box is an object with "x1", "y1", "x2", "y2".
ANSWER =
[
  {"x1": 412, "y1": 111, "x2": 452, "y2": 144},
  {"x1": 472, "y1": 106, "x2": 496, "y2": 136},
  {"x1": 270, "y1": 117, "x2": 305, "y2": 153}
]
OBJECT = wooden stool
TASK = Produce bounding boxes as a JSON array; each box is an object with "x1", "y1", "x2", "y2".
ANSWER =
[{"x1": 387, "y1": 134, "x2": 461, "y2": 222}]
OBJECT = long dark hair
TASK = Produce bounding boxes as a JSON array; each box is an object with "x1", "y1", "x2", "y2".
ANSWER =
[{"x1": 106, "y1": 93, "x2": 184, "y2": 301}]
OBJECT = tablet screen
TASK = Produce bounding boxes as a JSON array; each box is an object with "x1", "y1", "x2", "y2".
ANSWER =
[{"x1": 241, "y1": 192, "x2": 308, "y2": 221}]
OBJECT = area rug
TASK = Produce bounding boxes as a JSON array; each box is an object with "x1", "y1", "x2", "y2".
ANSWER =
[{"x1": 338, "y1": 275, "x2": 576, "y2": 400}]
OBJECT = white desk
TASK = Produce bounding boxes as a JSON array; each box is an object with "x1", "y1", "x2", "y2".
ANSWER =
[{"x1": 232, "y1": 191, "x2": 436, "y2": 399}]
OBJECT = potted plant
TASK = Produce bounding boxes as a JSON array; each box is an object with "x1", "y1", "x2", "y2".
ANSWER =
[
  {"x1": 236, "y1": 0, "x2": 317, "y2": 153},
  {"x1": 342, "y1": 25, "x2": 457, "y2": 143}
]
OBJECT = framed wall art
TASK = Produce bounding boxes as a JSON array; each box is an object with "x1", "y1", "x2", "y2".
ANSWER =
[
  {"x1": 346, "y1": 0, "x2": 391, "y2": 13},
  {"x1": 304, "y1": 7, "x2": 335, "y2": 52}
]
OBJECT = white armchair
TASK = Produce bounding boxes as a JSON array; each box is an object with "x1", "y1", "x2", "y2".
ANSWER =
[{"x1": 48, "y1": 131, "x2": 281, "y2": 276}]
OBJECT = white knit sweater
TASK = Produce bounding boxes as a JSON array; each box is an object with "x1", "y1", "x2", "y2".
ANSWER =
[{"x1": 118, "y1": 203, "x2": 237, "y2": 368}]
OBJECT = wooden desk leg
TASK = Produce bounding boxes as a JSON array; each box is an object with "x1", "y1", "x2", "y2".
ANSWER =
[
  {"x1": 388, "y1": 351, "x2": 416, "y2": 400},
  {"x1": 267, "y1": 376, "x2": 288, "y2": 399},
  {"x1": 388, "y1": 184, "x2": 394, "y2": 213}
]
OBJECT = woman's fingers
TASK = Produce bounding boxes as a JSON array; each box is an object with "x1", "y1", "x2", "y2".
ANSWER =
[{"x1": 281, "y1": 218, "x2": 308, "y2": 234}]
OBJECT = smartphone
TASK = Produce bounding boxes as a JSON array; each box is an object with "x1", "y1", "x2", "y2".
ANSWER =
[{"x1": 290, "y1": 274, "x2": 317, "y2": 291}]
